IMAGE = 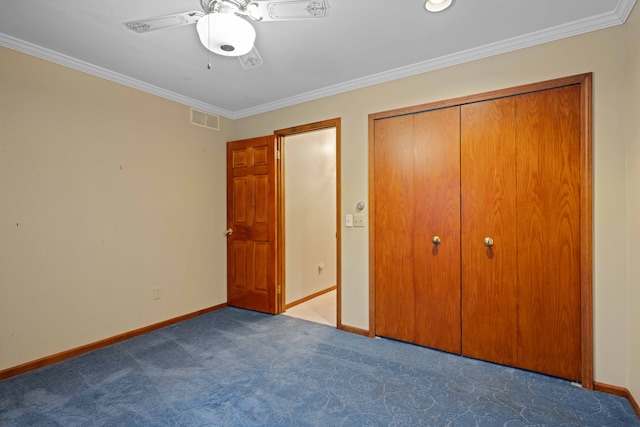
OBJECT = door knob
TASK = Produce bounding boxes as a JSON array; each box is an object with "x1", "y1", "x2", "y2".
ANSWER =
[
  {"x1": 484, "y1": 237, "x2": 494, "y2": 247},
  {"x1": 225, "y1": 228, "x2": 234, "y2": 236},
  {"x1": 432, "y1": 236, "x2": 441, "y2": 245}
]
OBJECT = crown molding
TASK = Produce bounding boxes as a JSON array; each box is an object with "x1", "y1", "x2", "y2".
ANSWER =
[
  {"x1": 233, "y1": 0, "x2": 635, "y2": 118},
  {"x1": 616, "y1": 0, "x2": 637, "y2": 21},
  {"x1": 1, "y1": 0, "x2": 635, "y2": 120},
  {"x1": 0, "y1": 33, "x2": 233, "y2": 119}
]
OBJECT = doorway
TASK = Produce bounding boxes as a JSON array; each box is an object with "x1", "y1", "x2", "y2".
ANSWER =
[{"x1": 276, "y1": 119, "x2": 341, "y2": 327}]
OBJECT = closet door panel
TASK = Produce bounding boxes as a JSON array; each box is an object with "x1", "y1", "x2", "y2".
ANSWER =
[
  {"x1": 516, "y1": 86, "x2": 581, "y2": 380},
  {"x1": 373, "y1": 115, "x2": 416, "y2": 343},
  {"x1": 461, "y1": 98, "x2": 518, "y2": 365},
  {"x1": 413, "y1": 107, "x2": 461, "y2": 353}
]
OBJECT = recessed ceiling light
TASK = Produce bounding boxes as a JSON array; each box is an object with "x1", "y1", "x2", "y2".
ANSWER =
[{"x1": 425, "y1": 0, "x2": 454, "y2": 12}]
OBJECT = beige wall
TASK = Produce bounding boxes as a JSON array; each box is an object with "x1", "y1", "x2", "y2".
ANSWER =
[
  {"x1": 284, "y1": 129, "x2": 337, "y2": 304},
  {"x1": 0, "y1": 46, "x2": 232, "y2": 371},
  {"x1": 625, "y1": 4, "x2": 640, "y2": 401},
  {"x1": 233, "y1": 20, "x2": 634, "y2": 386}
]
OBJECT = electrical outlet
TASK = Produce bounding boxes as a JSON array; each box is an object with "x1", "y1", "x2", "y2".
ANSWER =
[{"x1": 153, "y1": 287, "x2": 162, "y2": 300}]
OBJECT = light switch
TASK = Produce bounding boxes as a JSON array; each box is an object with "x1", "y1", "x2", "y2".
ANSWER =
[
  {"x1": 354, "y1": 214, "x2": 366, "y2": 227},
  {"x1": 345, "y1": 214, "x2": 353, "y2": 227}
]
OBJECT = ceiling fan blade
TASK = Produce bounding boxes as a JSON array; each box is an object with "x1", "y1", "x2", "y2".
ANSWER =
[
  {"x1": 124, "y1": 11, "x2": 204, "y2": 33},
  {"x1": 248, "y1": 0, "x2": 329, "y2": 22}
]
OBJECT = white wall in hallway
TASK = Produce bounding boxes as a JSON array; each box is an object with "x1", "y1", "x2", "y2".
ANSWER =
[{"x1": 284, "y1": 128, "x2": 337, "y2": 304}]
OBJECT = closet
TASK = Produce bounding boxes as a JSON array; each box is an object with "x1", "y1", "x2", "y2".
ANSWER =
[{"x1": 369, "y1": 74, "x2": 592, "y2": 383}]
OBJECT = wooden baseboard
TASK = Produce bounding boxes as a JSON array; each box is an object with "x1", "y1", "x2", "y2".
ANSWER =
[
  {"x1": 594, "y1": 382, "x2": 640, "y2": 419},
  {"x1": 285, "y1": 286, "x2": 336, "y2": 309},
  {"x1": 338, "y1": 323, "x2": 369, "y2": 337},
  {"x1": 0, "y1": 303, "x2": 227, "y2": 381}
]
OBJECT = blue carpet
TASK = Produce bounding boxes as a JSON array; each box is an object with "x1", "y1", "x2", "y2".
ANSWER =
[{"x1": 1, "y1": 307, "x2": 638, "y2": 426}]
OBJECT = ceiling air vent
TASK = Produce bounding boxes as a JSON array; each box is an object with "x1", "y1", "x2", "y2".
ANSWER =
[{"x1": 190, "y1": 108, "x2": 220, "y2": 131}]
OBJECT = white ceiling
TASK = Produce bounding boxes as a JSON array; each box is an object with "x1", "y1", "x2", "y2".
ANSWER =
[{"x1": 0, "y1": 0, "x2": 636, "y2": 119}]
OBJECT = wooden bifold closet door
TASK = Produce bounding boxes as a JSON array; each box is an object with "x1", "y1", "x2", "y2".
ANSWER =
[
  {"x1": 373, "y1": 107, "x2": 461, "y2": 354},
  {"x1": 372, "y1": 81, "x2": 584, "y2": 382},
  {"x1": 460, "y1": 96, "x2": 518, "y2": 368},
  {"x1": 513, "y1": 86, "x2": 581, "y2": 379},
  {"x1": 460, "y1": 87, "x2": 581, "y2": 380}
]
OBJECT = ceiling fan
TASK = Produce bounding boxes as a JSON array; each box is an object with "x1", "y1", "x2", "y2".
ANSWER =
[{"x1": 124, "y1": 0, "x2": 329, "y2": 68}]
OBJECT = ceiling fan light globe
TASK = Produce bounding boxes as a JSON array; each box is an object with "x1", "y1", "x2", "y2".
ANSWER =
[
  {"x1": 425, "y1": 0, "x2": 454, "y2": 12},
  {"x1": 196, "y1": 13, "x2": 256, "y2": 57}
]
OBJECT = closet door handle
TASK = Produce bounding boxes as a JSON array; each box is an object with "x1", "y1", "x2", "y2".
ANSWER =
[
  {"x1": 432, "y1": 236, "x2": 441, "y2": 245},
  {"x1": 225, "y1": 228, "x2": 234, "y2": 236},
  {"x1": 483, "y1": 237, "x2": 494, "y2": 247}
]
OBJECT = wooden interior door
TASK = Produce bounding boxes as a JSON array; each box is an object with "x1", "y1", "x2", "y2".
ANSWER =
[
  {"x1": 374, "y1": 107, "x2": 461, "y2": 353},
  {"x1": 515, "y1": 86, "x2": 582, "y2": 380},
  {"x1": 227, "y1": 135, "x2": 278, "y2": 314},
  {"x1": 461, "y1": 97, "x2": 518, "y2": 366}
]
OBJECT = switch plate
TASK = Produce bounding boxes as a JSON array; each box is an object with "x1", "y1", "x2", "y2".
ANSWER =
[
  {"x1": 153, "y1": 287, "x2": 162, "y2": 300},
  {"x1": 354, "y1": 214, "x2": 366, "y2": 227},
  {"x1": 345, "y1": 214, "x2": 353, "y2": 227}
]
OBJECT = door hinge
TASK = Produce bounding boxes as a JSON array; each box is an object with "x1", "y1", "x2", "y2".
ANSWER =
[
  {"x1": 277, "y1": 284, "x2": 281, "y2": 294},
  {"x1": 276, "y1": 150, "x2": 281, "y2": 160}
]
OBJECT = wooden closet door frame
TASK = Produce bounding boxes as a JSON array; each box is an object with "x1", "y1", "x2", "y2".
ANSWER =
[{"x1": 368, "y1": 73, "x2": 593, "y2": 389}]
